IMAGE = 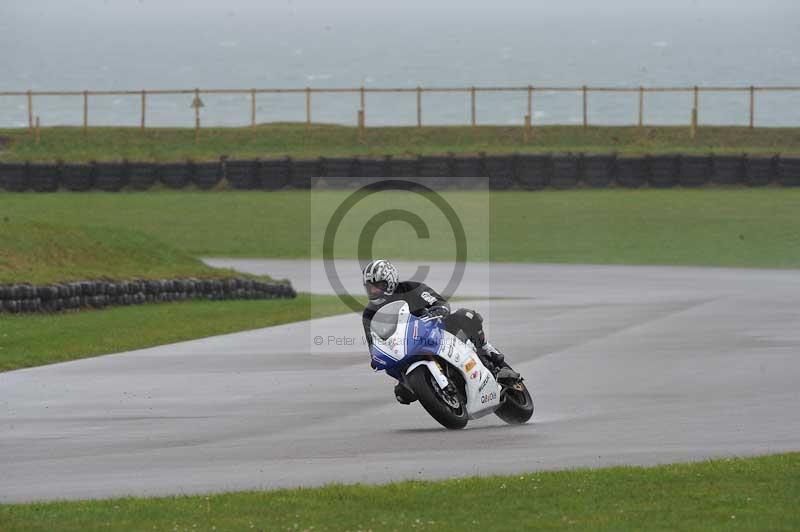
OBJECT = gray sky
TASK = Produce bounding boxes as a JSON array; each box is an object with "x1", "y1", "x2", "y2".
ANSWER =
[{"x1": 4, "y1": 0, "x2": 798, "y2": 14}]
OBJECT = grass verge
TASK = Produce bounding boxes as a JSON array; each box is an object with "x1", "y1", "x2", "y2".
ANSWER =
[
  {"x1": 1, "y1": 124, "x2": 798, "y2": 162},
  {"x1": 0, "y1": 294, "x2": 351, "y2": 372},
  {"x1": 2, "y1": 189, "x2": 800, "y2": 268},
  {"x1": 1, "y1": 453, "x2": 797, "y2": 531},
  {"x1": 0, "y1": 222, "x2": 258, "y2": 285}
]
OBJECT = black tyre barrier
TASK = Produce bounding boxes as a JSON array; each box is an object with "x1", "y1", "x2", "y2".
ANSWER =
[
  {"x1": 0, "y1": 278, "x2": 296, "y2": 315},
  {"x1": 29, "y1": 162, "x2": 59, "y2": 192},
  {"x1": 484, "y1": 154, "x2": 516, "y2": 190},
  {"x1": 128, "y1": 162, "x2": 159, "y2": 190},
  {"x1": 290, "y1": 158, "x2": 320, "y2": 189},
  {"x1": 389, "y1": 157, "x2": 419, "y2": 178},
  {"x1": 359, "y1": 156, "x2": 391, "y2": 178},
  {"x1": 225, "y1": 159, "x2": 260, "y2": 190},
  {"x1": 419, "y1": 154, "x2": 454, "y2": 189},
  {"x1": 711, "y1": 154, "x2": 745, "y2": 185},
  {"x1": 647, "y1": 155, "x2": 679, "y2": 188},
  {"x1": 160, "y1": 162, "x2": 192, "y2": 189},
  {"x1": 581, "y1": 154, "x2": 614, "y2": 188},
  {"x1": 193, "y1": 161, "x2": 222, "y2": 190},
  {"x1": 551, "y1": 153, "x2": 579, "y2": 190},
  {"x1": 678, "y1": 155, "x2": 712, "y2": 188},
  {"x1": 451, "y1": 155, "x2": 485, "y2": 188},
  {"x1": 778, "y1": 156, "x2": 800, "y2": 187},
  {"x1": 745, "y1": 155, "x2": 777, "y2": 187},
  {"x1": 343, "y1": 157, "x2": 389, "y2": 188},
  {"x1": 60, "y1": 162, "x2": 94, "y2": 191},
  {"x1": 319, "y1": 156, "x2": 357, "y2": 189},
  {"x1": 615, "y1": 156, "x2": 649, "y2": 188},
  {"x1": 516, "y1": 153, "x2": 550, "y2": 190},
  {"x1": 94, "y1": 161, "x2": 129, "y2": 192},
  {"x1": 0, "y1": 162, "x2": 28, "y2": 192},
  {"x1": 8, "y1": 153, "x2": 800, "y2": 193},
  {"x1": 258, "y1": 158, "x2": 291, "y2": 190}
]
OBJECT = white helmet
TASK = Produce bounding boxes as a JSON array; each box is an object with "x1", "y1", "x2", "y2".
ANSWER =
[{"x1": 362, "y1": 259, "x2": 399, "y2": 303}]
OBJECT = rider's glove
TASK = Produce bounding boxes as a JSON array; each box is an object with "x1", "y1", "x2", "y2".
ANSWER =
[{"x1": 421, "y1": 305, "x2": 450, "y2": 321}]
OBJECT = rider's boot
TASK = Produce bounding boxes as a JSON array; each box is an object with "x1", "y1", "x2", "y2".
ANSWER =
[
  {"x1": 481, "y1": 342, "x2": 521, "y2": 384},
  {"x1": 394, "y1": 383, "x2": 417, "y2": 405}
]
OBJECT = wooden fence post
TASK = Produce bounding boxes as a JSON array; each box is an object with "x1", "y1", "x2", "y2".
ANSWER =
[
  {"x1": 691, "y1": 86, "x2": 699, "y2": 139},
  {"x1": 582, "y1": 85, "x2": 588, "y2": 128},
  {"x1": 358, "y1": 109, "x2": 365, "y2": 143},
  {"x1": 27, "y1": 90, "x2": 33, "y2": 131},
  {"x1": 305, "y1": 87, "x2": 311, "y2": 130},
  {"x1": 749, "y1": 86, "x2": 755, "y2": 129},
  {"x1": 523, "y1": 114, "x2": 532, "y2": 143},
  {"x1": 527, "y1": 85, "x2": 533, "y2": 119},
  {"x1": 470, "y1": 87, "x2": 476, "y2": 128},
  {"x1": 251, "y1": 88, "x2": 257, "y2": 134},
  {"x1": 141, "y1": 90, "x2": 147, "y2": 131},
  {"x1": 83, "y1": 90, "x2": 88, "y2": 135},
  {"x1": 194, "y1": 88, "x2": 201, "y2": 144},
  {"x1": 638, "y1": 86, "x2": 644, "y2": 128},
  {"x1": 416, "y1": 87, "x2": 422, "y2": 128},
  {"x1": 35, "y1": 116, "x2": 40, "y2": 145},
  {"x1": 360, "y1": 86, "x2": 365, "y2": 113}
]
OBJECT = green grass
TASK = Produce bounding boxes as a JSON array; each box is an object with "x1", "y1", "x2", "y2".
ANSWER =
[
  {"x1": 1, "y1": 453, "x2": 797, "y2": 531},
  {"x1": 1, "y1": 124, "x2": 798, "y2": 163},
  {"x1": 2, "y1": 189, "x2": 800, "y2": 268},
  {"x1": 0, "y1": 294, "x2": 351, "y2": 372},
  {"x1": 0, "y1": 222, "x2": 256, "y2": 285}
]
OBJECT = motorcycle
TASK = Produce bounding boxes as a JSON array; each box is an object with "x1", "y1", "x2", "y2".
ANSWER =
[{"x1": 369, "y1": 300, "x2": 534, "y2": 429}]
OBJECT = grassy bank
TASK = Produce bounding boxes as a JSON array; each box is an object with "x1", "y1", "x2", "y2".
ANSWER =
[
  {"x1": 1, "y1": 124, "x2": 798, "y2": 163},
  {"x1": 0, "y1": 222, "x2": 252, "y2": 285},
  {"x1": 2, "y1": 189, "x2": 800, "y2": 268},
  {"x1": 2, "y1": 453, "x2": 797, "y2": 531},
  {"x1": 0, "y1": 294, "x2": 350, "y2": 372}
]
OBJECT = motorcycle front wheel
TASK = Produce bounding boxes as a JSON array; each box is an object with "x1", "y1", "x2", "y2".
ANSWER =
[
  {"x1": 495, "y1": 380, "x2": 534, "y2": 425},
  {"x1": 407, "y1": 366, "x2": 468, "y2": 430}
]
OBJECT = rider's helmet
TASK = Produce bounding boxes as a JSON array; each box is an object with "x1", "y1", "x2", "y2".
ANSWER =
[{"x1": 362, "y1": 259, "x2": 399, "y2": 304}]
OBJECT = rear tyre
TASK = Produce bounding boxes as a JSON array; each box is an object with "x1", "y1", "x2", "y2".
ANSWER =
[
  {"x1": 406, "y1": 366, "x2": 468, "y2": 430},
  {"x1": 495, "y1": 380, "x2": 534, "y2": 425}
]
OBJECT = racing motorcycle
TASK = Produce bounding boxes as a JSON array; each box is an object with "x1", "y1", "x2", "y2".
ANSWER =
[{"x1": 369, "y1": 300, "x2": 534, "y2": 429}]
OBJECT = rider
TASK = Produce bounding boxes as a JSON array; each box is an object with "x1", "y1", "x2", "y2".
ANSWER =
[{"x1": 361, "y1": 259, "x2": 519, "y2": 404}]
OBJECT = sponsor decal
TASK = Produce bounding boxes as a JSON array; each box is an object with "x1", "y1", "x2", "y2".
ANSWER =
[
  {"x1": 478, "y1": 374, "x2": 490, "y2": 392},
  {"x1": 421, "y1": 291, "x2": 438, "y2": 305},
  {"x1": 470, "y1": 370, "x2": 479, "y2": 380},
  {"x1": 464, "y1": 358, "x2": 476, "y2": 372},
  {"x1": 480, "y1": 391, "x2": 497, "y2": 404}
]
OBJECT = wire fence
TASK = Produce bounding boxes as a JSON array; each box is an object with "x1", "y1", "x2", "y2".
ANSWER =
[{"x1": 2, "y1": 85, "x2": 799, "y2": 134}]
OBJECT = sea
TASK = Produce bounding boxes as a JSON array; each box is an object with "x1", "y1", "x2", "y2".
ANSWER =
[{"x1": 1, "y1": 2, "x2": 798, "y2": 128}]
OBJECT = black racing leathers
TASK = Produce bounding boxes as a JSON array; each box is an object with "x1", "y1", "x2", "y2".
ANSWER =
[
  {"x1": 362, "y1": 281, "x2": 449, "y2": 348},
  {"x1": 362, "y1": 281, "x2": 487, "y2": 355}
]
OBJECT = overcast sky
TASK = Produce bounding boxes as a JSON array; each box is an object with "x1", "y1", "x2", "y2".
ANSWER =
[{"x1": 4, "y1": 0, "x2": 798, "y2": 15}]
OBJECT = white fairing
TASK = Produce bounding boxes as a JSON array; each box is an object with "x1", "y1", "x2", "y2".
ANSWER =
[
  {"x1": 375, "y1": 301, "x2": 502, "y2": 420},
  {"x1": 370, "y1": 301, "x2": 410, "y2": 361},
  {"x1": 433, "y1": 329, "x2": 501, "y2": 419}
]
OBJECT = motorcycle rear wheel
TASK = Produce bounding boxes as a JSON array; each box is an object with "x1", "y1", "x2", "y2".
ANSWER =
[
  {"x1": 495, "y1": 381, "x2": 534, "y2": 425},
  {"x1": 407, "y1": 366, "x2": 468, "y2": 430}
]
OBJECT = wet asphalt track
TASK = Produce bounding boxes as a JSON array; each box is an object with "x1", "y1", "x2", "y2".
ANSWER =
[{"x1": 2, "y1": 260, "x2": 800, "y2": 502}]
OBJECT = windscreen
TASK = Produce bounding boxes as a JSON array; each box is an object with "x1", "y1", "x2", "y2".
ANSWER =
[{"x1": 370, "y1": 301, "x2": 405, "y2": 341}]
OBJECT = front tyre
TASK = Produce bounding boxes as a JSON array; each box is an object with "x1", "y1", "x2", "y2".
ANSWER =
[
  {"x1": 495, "y1": 381, "x2": 534, "y2": 425},
  {"x1": 406, "y1": 366, "x2": 468, "y2": 430}
]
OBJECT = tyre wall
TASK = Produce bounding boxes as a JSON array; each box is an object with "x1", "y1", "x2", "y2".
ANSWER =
[
  {"x1": 3, "y1": 153, "x2": 797, "y2": 192},
  {"x1": 0, "y1": 278, "x2": 296, "y2": 315}
]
